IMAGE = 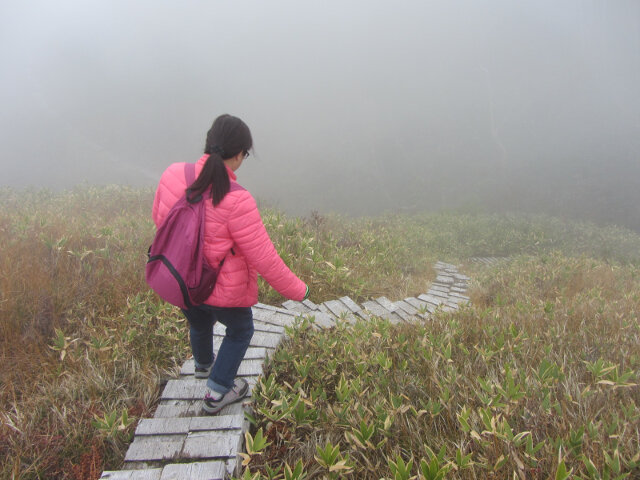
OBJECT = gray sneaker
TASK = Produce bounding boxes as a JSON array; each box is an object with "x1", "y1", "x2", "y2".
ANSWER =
[
  {"x1": 194, "y1": 355, "x2": 215, "y2": 379},
  {"x1": 202, "y1": 378, "x2": 249, "y2": 415}
]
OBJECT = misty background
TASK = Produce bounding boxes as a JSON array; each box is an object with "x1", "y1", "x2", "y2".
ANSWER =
[{"x1": 1, "y1": 1, "x2": 639, "y2": 230}]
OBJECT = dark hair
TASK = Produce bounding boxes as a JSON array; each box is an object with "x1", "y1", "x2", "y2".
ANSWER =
[{"x1": 187, "y1": 114, "x2": 253, "y2": 206}]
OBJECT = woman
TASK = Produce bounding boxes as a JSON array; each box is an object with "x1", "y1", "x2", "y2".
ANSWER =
[{"x1": 152, "y1": 114, "x2": 309, "y2": 414}]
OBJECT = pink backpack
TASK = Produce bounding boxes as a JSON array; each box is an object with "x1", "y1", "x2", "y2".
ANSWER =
[{"x1": 146, "y1": 163, "x2": 243, "y2": 309}]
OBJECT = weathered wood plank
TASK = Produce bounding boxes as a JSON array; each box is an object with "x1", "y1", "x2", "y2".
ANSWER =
[
  {"x1": 153, "y1": 400, "x2": 200, "y2": 418},
  {"x1": 281, "y1": 300, "x2": 311, "y2": 313},
  {"x1": 426, "y1": 289, "x2": 449, "y2": 299},
  {"x1": 136, "y1": 415, "x2": 244, "y2": 436},
  {"x1": 375, "y1": 296, "x2": 398, "y2": 312},
  {"x1": 162, "y1": 365, "x2": 260, "y2": 401},
  {"x1": 252, "y1": 309, "x2": 297, "y2": 329},
  {"x1": 449, "y1": 292, "x2": 470, "y2": 300},
  {"x1": 100, "y1": 470, "x2": 163, "y2": 480},
  {"x1": 305, "y1": 311, "x2": 336, "y2": 329},
  {"x1": 404, "y1": 297, "x2": 436, "y2": 315},
  {"x1": 429, "y1": 284, "x2": 450, "y2": 293},
  {"x1": 161, "y1": 379, "x2": 206, "y2": 401},
  {"x1": 135, "y1": 418, "x2": 192, "y2": 436},
  {"x1": 124, "y1": 435, "x2": 184, "y2": 462},
  {"x1": 339, "y1": 296, "x2": 362, "y2": 313},
  {"x1": 253, "y1": 303, "x2": 297, "y2": 316},
  {"x1": 317, "y1": 303, "x2": 332, "y2": 316},
  {"x1": 252, "y1": 320, "x2": 286, "y2": 335},
  {"x1": 188, "y1": 416, "x2": 245, "y2": 432},
  {"x1": 323, "y1": 300, "x2": 358, "y2": 323},
  {"x1": 323, "y1": 299, "x2": 351, "y2": 317},
  {"x1": 394, "y1": 299, "x2": 419, "y2": 316},
  {"x1": 181, "y1": 431, "x2": 243, "y2": 459},
  {"x1": 237, "y1": 360, "x2": 264, "y2": 377},
  {"x1": 435, "y1": 261, "x2": 456, "y2": 270},
  {"x1": 160, "y1": 461, "x2": 226, "y2": 480},
  {"x1": 247, "y1": 331, "x2": 283, "y2": 349},
  {"x1": 180, "y1": 349, "x2": 267, "y2": 376},
  {"x1": 154, "y1": 400, "x2": 249, "y2": 418},
  {"x1": 435, "y1": 275, "x2": 455, "y2": 284},
  {"x1": 418, "y1": 293, "x2": 444, "y2": 305},
  {"x1": 302, "y1": 299, "x2": 321, "y2": 310},
  {"x1": 361, "y1": 301, "x2": 402, "y2": 324},
  {"x1": 212, "y1": 330, "x2": 282, "y2": 349}
]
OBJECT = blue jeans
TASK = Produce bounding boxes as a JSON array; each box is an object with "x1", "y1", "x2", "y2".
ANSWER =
[{"x1": 182, "y1": 305, "x2": 254, "y2": 395}]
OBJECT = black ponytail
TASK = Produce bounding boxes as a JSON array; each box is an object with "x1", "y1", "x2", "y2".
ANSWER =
[{"x1": 186, "y1": 114, "x2": 252, "y2": 207}]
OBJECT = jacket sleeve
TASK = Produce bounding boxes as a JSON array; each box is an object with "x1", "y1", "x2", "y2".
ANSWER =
[{"x1": 227, "y1": 191, "x2": 307, "y2": 301}]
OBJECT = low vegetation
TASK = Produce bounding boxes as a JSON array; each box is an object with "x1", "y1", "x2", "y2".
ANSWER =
[
  {"x1": 0, "y1": 186, "x2": 638, "y2": 479},
  {"x1": 246, "y1": 255, "x2": 640, "y2": 478}
]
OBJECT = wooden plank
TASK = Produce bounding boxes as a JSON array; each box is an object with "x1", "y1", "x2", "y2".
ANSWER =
[
  {"x1": 418, "y1": 293, "x2": 444, "y2": 305},
  {"x1": 252, "y1": 320, "x2": 286, "y2": 335},
  {"x1": 248, "y1": 331, "x2": 283, "y2": 349},
  {"x1": 393, "y1": 308, "x2": 413, "y2": 323},
  {"x1": 339, "y1": 296, "x2": 362, "y2": 313},
  {"x1": 100, "y1": 470, "x2": 163, "y2": 480},
  {"x1": 302, "y1": 299, "x2": 321, "y2": 310},
  {"x1": 361, "y1": 301, "x2": 402, "y2": 324},
  {"x1": 281, "y1": 300, "x2": 311, "y2": 313},
  {"x1": 317, "y1": 303, "x2": 332, "y2": 316},
  {"x1": 135, "y1": 418, "x2": 192, "y2": 436},
  {"x1": 188, "y1": 415, "x2": 245, "y2": 432},
  {"x1": 212, "y1": 330, "x2": 281, "y2": 349},
  {"x1": 136, "y1": 415, "x2": 244, "y2": 436},
  {"x1": 429, "y1": 284, "x2": 450, "y2": 293},
  {"x1": 253, "y1": 303, "x2": 297, "y2": 316},
  {"x1": 252, "y1": 309, "x2": 296, "y2": 328},
  {"x1": 394, "y1": 299, "x2": 419, "y2": 316},
  {"x1": 160, "y1": 461, "x2": 226, "y2": 480},
  {"x1": 435, "y1": 261, "x2": 456, "y2": 270},
  {"x1": 323, "y1": 299, "x2": 351, "y2": 316},
  {"x1": 404, "y1": 297, "x2": 435, "y2": 315},
  {"x1": 237, "y1": 360, "x2": 264, "y2": 377},
  {"x1": 154, "y1": 399, "x2": 250, "y2": 419},
  {"x1": 162, "y1": 363, "x2": 260, "y2": 401},
  {"x1": 427, "y1": 289, "x2": 449, "y2": 299},
  {"x1": 124, "y1": 435, "x2": 184, "y2": 462},
  {"x1": 449, "y1": 292, "x2": 470, "y2": 300},
  {"x1": 375, "y1": 296, "x2": 398, "y2": 312},
  {"x1": 154, "y1": 400, "x2": 199, "y2": 418},
  {"x1": 181, "y1": 431, "x2": 243, "y2": 459},
  {"x1": 323, "y1": 300, "x2": 358, "y2": 323},
  {"x1": 435, "y1": 275, "x2": 455, "y2": 284},
  {"x1": 180, "y1": 349, "x2": 267, "y2": 376},
  {"x1": 161, "y1": 380, "x2": 205, "y2": 401},
  {"x1": 305, "y1": 311, "x2": 336, "y2": 329}
]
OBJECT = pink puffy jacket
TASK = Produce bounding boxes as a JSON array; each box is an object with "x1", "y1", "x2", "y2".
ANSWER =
[{"x1": 152, "y1": 154, "x2": 307, "y2": 307}]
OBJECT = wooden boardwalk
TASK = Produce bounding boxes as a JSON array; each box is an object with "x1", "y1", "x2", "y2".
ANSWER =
[{"x1": 100, "y1": 261, "x2": 470, "y2": 480}]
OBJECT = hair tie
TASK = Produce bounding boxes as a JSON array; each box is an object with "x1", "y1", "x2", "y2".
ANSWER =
[{"x1": 211, "y1": 145, "x2": 226, "y2": 157}]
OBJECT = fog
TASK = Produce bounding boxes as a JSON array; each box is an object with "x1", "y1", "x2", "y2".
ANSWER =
[{"x1": 1, "y1": 1, "x2": 639, "y2": 229}]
